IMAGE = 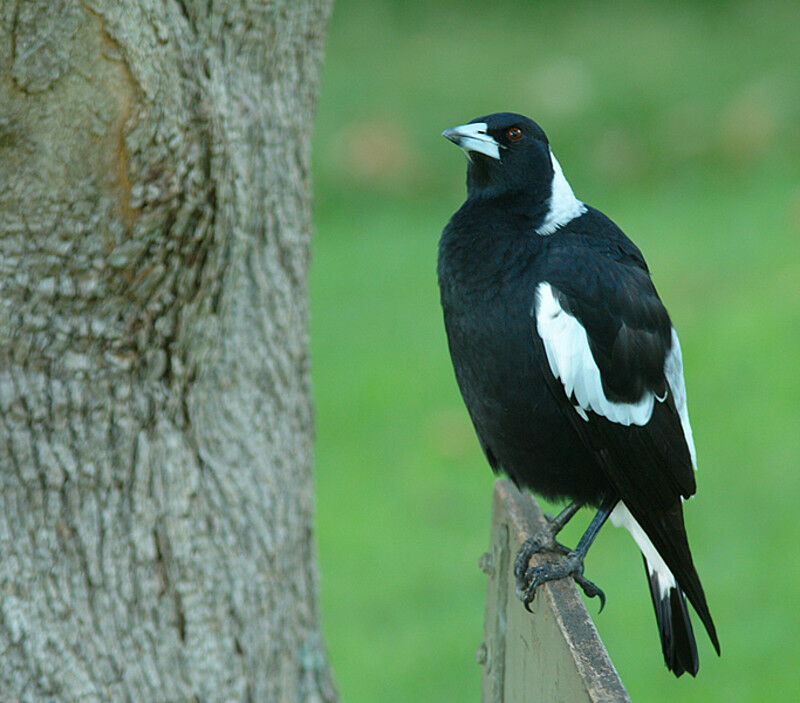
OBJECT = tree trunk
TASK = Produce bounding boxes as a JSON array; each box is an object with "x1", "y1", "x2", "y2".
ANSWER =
[{"x1": 0, "y1": 1, "x2": 336, "y2": 700}]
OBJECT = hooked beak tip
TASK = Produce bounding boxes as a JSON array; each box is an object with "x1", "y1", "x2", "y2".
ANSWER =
[{"x1": 441, "y1": 127, "x2": 460, "y2": 143}]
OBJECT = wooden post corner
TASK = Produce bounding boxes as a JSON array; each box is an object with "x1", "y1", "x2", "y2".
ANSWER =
[{"x1": 478, "y1": 480, "x2": 630, "y2": 702}]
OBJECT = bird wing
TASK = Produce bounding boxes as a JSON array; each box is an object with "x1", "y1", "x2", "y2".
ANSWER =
[
  {"x1": 533, "y1": 239, "x2": 695, "y2": 499},
  {"x1": 534, "y1": 281, "x2": 695, "y2": 508},
  {"x1": 532, "y1": 245, "x2": 719, "y2": 655}
]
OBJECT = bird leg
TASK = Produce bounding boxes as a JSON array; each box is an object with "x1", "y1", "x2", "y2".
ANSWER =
[
  {"x1": 515, "y1": 499, "x2": 616, "y2": 612},
  {"x1": 513, "y1": 500, "x2": 582, "y2": 577}
]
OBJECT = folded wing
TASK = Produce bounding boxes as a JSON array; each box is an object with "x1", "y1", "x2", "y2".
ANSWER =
[{"x1": 533, "y1": 246, "x2": 719, "y2": 673}]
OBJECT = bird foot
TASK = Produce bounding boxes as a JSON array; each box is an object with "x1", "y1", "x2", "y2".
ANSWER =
[
  {"x1": 515, "y1": 550, "x2": 606, "y2": 613},
  {"x1": 512, "y1": 520, "x2": 571, "y2": 583}
]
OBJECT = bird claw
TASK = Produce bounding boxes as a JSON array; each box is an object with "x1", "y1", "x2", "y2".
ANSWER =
[
  {"x1": 513, "y1": 535, "x2": 549, "y2": 582},
  {"x1": 513, "y1": 526, "x2": 570, "y2": 582},
  {"x1": 574, "y1": 572, "x2": 606, "y2": 612},
  {"x1": 515, "y1": 551, "x2": 606, "y2": 612}
]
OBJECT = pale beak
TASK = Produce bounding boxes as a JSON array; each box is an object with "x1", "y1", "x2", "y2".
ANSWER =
[{"x1": 442, "y1": 122, "x2": 501, "y2": 160}]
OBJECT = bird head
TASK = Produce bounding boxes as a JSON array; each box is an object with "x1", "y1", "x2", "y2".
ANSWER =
[{"x1": 442, "y1": 112, "x2": 555, "y2": 203}]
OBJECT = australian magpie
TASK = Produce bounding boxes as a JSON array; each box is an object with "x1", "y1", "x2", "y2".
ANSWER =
[{"x1": 438, "y1": 112, "x2": 720, "y2": 676}]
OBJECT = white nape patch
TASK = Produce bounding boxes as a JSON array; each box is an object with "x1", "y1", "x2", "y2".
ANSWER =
[
  {"x1": 535, "y1": 149, "x2": 587, "y2": 236},
  {"x1": 535, "y1": 282, "x2": 654, "y2": 426},
  {"x1": 443, "y1": 122, "x2": 501, "y2": 160},
  {"x1": 665, "y1": 328, "x2": 697, "y2": 468},
  {"x1": 611, "y1": 503, "x2": 675, "y2": 600}
]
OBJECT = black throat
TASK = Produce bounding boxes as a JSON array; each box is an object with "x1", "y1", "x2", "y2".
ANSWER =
[{"x1": 465, "y1": 154, "x2": 553, "y2": 227}]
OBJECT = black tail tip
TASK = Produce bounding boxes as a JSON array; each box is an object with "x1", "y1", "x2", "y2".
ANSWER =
[
  {"x1": 661, "y1": 587, "x2": 721, "y2": 676},
  {"x1": 663, "y1": 587, "x2": 699, "y2": 677},
  {"x1": 647, "y1": 566, "x2": 699, "y2": 677}
]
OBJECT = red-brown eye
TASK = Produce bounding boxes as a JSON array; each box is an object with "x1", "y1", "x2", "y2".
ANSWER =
[{"x1": 506, "y1": 127, "x2": 523, "y2": 141}]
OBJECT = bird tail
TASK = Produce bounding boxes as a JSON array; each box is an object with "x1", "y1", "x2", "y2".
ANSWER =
[
  {"x1": 611, "y1": 502, "x2": 719, "y2": 676},
  {"x1": 642, "y1": 555, "x2": 698, "y2": 677}
]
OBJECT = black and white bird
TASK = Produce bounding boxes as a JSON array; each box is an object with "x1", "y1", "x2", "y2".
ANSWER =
[{"x1": 438, "y1": 112, "x2": 720, "y2": 676}]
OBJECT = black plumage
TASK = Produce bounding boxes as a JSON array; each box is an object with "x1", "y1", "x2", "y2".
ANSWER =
[{"x1": 438, "y1": 112, "x2": 719, "y2": 676}]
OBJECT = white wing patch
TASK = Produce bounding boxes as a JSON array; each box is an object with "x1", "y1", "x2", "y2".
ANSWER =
[
  {"x1": 535, "y1": 282, "x2": 654, "y2": 426},
  {"x1": 535, "y1": 149, "x2": 587, "y2": 236},
  {"x1": 665, "y1": 327, "x2": 697, "y2": 468},
  {"x1": 611, "y1": 502, "x2": 676, "y2": 599}
]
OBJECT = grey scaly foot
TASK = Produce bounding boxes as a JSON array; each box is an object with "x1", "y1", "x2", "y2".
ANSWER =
[
  {"x1": 513, "y1": 501, "x2": 581, "y2": 596},
  {"x1": 514, "y1": 498, "x2": 616, "y2": 613},
  {"x1": 518, "y1": 550, "x2": 606, "y2": 612},
  {"x1": 513, "y1": 532, "x2": 569, "y2": 581}
]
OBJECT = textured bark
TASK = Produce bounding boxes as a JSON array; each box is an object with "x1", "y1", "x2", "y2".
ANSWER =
[{"x1": 0, "y1": 1, "x2": 336, "y2": 700}]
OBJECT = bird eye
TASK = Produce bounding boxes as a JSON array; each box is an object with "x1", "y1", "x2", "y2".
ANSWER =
[{"x1": 506, "y1": 127, "x2": 523, "y2": 141}]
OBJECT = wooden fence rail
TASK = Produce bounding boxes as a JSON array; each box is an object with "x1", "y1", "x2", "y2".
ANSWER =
[{"x1": 479, "y1": 480, "x2": 631, "y2": 702}]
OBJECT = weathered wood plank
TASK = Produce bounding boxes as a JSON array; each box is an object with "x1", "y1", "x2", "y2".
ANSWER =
[{"x1": 479, "y1": 480, "x2": 630, "y2": 703}]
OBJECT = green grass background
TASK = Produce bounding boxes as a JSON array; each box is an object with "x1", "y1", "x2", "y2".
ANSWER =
[{"x1": 310, "y1": 1, "x2": 800, "y2": 700}]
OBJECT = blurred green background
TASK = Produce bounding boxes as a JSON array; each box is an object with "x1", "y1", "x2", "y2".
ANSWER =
[{"x1": 310, "y1": 1, "x2": 800, "y2": 700}]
